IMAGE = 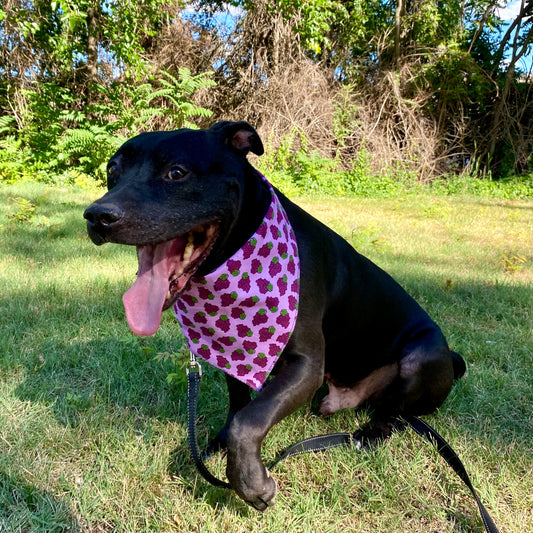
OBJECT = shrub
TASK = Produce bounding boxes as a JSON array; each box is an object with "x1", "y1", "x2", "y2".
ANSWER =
[
  {"x1": 429, "y1": 174, "x2": 533, "y2": 200},
  {"x1": 3, "y1": 69, "x2": 216, "y2": 184}
]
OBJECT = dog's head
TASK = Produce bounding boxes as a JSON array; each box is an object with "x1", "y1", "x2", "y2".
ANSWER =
[{"x1": 84, "y1": 121, "x2": 264, "y2": 336}]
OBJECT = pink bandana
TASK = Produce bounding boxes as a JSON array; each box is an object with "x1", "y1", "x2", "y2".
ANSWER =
[{"x1": 173, "y1": 173, "x2": 300, "y2": 390}]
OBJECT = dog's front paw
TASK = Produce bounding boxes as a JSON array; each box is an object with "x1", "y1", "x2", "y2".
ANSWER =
[
  {"x1": 228, "y1": 464, "x2": 277, "y2": 511},
  {"x1": 243, "y1": 473, "x2": 277, "y2": 511}
]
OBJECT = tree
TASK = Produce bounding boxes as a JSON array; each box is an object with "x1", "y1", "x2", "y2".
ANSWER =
[
  {"x1": 0, "y1": 0, "x2": 216, "y2": 182},
  {"x1": 484, "y1": 0, "x2": 533, "y2": 174},
  {"x1": 1, "y1": 0, "x2": 531, "y2": 181}
]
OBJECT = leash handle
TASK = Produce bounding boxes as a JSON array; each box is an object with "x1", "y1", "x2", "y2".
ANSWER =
[{"x1": 186, "y1": 358, "x2": 231, "y2": 489}]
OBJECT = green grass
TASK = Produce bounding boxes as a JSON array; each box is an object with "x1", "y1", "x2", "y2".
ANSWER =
[{"x1": 0, "y1": 182, "x2": 531, "y2": 532}]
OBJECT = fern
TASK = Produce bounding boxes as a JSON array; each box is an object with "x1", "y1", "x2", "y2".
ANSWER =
[
  {"x1": 57, "y1": 125, "x2": 125, "y2": 179},
  {"x1": 1, "y1": 67, "x2": 216, "y2": 183},
  {"x1": 59, "y1": 109, "x2": 87, "y2": 125},
  {"x1": 144, "y1": 68, "x2": 216, "y2": 129},
  {"x1": 0, "y1": 115, "x2": 16, "y2": 136},
  {"x1": 61, "y1": 128, "x2": 96, "y2": 153}
]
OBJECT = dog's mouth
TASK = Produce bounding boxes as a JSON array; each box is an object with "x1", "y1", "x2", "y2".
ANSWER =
[{"x1": 122, "y1": 223, "x2": 219, "y2": 336}]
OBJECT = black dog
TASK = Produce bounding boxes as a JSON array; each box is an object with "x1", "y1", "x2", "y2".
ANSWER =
[{"x1": 84, "y1": 121, "x2": 465, "y2": 510}]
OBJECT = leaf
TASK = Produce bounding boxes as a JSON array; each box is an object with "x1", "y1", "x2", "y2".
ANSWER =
[{"x1": 0, "y1": 115, "x2": 16, "y2": 135}]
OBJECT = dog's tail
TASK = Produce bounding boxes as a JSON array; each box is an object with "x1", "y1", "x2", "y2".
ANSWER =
[{"x1": 451, "y1": 351, "x2": 467, "y2": 380}]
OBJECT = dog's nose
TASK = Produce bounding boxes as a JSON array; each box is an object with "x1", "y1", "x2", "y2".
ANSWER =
[{"x1": 83, "y1": 202, "x2": 124, "y2": 227}]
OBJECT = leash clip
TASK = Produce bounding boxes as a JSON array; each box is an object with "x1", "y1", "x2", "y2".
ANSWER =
[{"x1": 186, "y1": 352, "x2": 202, "y2": 378}]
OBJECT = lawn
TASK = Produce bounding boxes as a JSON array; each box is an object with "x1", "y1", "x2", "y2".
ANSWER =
[{"x1": 0, "y1": 182, "x2": 531, "y2": 532}]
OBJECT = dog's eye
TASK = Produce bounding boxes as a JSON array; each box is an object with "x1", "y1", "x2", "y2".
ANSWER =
[
  {"x1": 107, "y1": 162, "x2": 118, "y2": 174},
  {"x1": 167, "y1": 166, "x2": 188, "y2": 180}
]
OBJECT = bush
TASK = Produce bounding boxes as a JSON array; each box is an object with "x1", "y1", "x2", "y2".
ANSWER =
[
  {"x1": 258, "y1": 131, "x2": 417, "y2": 197},
  {"x1": 1, "y1": 69, "x2": 215, "y2": 184},
  {"x1": 429, "y1": 174, "x2": 533, "y2": 200}
]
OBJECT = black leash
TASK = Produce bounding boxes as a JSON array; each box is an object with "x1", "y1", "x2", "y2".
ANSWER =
[
  {"x1": 186, "y1": 357, "x2": 500, "y2": 532},
  {"x1": 186, "y1": 356, "x2": 231, "y2": 489},
  {"x1": 403, "y1": 414, "x2": 500, "y2": 533}
]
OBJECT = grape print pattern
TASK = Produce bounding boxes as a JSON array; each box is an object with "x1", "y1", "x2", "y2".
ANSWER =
[{"x1": 173, "y1": 172, "x2": 300, "y2": 390}]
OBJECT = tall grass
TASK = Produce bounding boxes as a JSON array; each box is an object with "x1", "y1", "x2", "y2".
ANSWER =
[{"x1": 0, "y1": 182, "x2": 531, "y2": 532}]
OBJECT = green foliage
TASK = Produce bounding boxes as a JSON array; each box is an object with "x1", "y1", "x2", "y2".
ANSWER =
[
  {"x1": 153, "y1": 346, "x2": 191, "y2": 387},
  {"x1": 260, "y1": 130, "x2": 409, "y2": 197},
  {"x1": 19, "y1": 83, "x2": 80, "y2": 166},
  {"x1": 56, "y1": 125, "x2": 126, "y2": 180},
  {"x1": 274, "y1": 0, "x2": 350, "y2": 56},
  {"x1": 341, "y1": 143, "x2": 404, "y2": 197},
  {"x1": 92, "y1": 68, "x2": 216, "y2": 134},
  {"x1": 332, "y1": 84, "x2": 360, "y2": 156},
  {"x1": 10, "y1": 81, "x2": 119, "y2": 183},
  {"x1": 102, "y1": 0, "x2": 177, "y2": 77},
  {"x1": 0, "y1": 135, "x2": 28, "y2": 183},
  {"x1": 7, "y1": 0, "x2": 175, "y2": 80},
  {"x1": 6, "y1": 197, "x2": 37, "y2": 223},
  {"x1": 3, "y1": 69, "x2": 215, "y2": 184},
  {"x1": 150, "y1": 69, "x2": 217, "y2": 129},
  {"x1": 1, "y1": 0, "x2": 216, "y2": 184},
  {"x1": 258, "y1": 129, "x2": 342, "y2": 195},
  {"x1": 349, "y1": 223, "x2": 385, "y2": 252},
  {"x1": 0, "y1": 117, "x2": 45, "y2": 183},
  {"x1": 501, "y1": 250, "x2": 527, "y2": 274},
  {"x1": 1, "y1": 0, "x2": 530, "y2": 186},
  {"x1": 429, "y1": 173, "x2": 533, "y2": 200},
  {"x1": 0, "y1": 115, "x2": 16, "y2": 135},
  {"x1": 259, "y1": 128, "x2": 532, "y2": 199}
]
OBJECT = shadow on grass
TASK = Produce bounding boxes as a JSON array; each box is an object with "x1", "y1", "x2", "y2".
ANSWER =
[
  {"x1": 453, "y1": 196, "x2": 533, "y2": 210},
  {"x1": 0, "y1": 470, "x2": 79, "y2": 533},
  {"x1": 4, "y1": 261, "x2": 532, "y2": 447},
  {"x1": 1, "y1": 201, "x2": 117, "y2": 265},
  {"x1": 167, "y1": 439, "x2": 249, "y2": 512},
  {"x1": 12, "y1": 333, "x2": 190, "y2": 425}
]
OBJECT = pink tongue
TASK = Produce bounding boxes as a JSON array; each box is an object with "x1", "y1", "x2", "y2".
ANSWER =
[{"x1": 123, "y1": 242, "x2": 175, "y2": 336}]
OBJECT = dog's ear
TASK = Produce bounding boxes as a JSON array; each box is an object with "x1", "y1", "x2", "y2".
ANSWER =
[{"x1": 210, "y1": 121, "x2": 264, "y2": 156}]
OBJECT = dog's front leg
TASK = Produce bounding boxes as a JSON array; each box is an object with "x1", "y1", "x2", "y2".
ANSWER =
[
  {"x1": 205, "y1": 375, "x2": 252, "y2": 457},
  {"x1": 226, "y1": 345, "x2": 324, "y2": 510}
]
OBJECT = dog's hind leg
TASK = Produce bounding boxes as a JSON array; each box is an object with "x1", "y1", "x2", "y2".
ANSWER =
[
  {"x1": 328, "y1": 330, "x2": 460, "y2": 449},
  {"x1": 351, "y1": 352, "x2": 454, "y2": 449},
  {"x1": 319, "y1": 363, "x2": 399, "y2": 416}
]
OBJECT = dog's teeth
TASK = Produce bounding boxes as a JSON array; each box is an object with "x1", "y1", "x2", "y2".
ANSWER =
[
  {"x1": 182, "y1": 233, "x2": 195, "y2": 263},
  {"x1": 166, "y1": 291, "x2": 171, "y2": 299}
]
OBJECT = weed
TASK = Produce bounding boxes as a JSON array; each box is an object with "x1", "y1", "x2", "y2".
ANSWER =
[
  {"x1": 350, "y1": 224, "x2": 386, "y2": 251},
  {"x1": 7, "y1": 197, "x2": 37, "y2": 223},
  {"x1": 154, "y1": 345, "x2": 191, "y2": 387},
  {"x1": 501, "y1": 250, "x2": 527, "y2": 273}
]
